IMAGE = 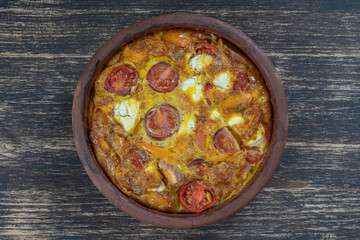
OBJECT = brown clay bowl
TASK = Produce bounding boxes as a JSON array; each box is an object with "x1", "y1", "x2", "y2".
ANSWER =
[{"x1": 72, "y1": 13, "x2": 288, "y2": 228}]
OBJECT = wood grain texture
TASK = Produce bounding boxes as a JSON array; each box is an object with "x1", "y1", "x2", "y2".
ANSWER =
[{"x1": 1, "y1": 0, "x2": 359, "y2": 239}]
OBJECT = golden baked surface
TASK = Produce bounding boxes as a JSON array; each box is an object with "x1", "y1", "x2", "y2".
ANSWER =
[{"x1": 88, "y1": 29, "x2": 272, "y2": 213}]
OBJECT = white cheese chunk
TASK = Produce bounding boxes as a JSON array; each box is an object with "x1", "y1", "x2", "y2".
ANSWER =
[
  {"x1": 187, "y1": 118, "x2": 195, "y2": 131},
  {"x1": 213, "y1": 72, "x2": 232, "y2": 90},
  {"x1": 191, "y1": 83, "x2": 204, "y2": 102},
  {"x1": 227, "y1": 113, "x2": 244, "y2": 126},
  {"x1": 114, "y1": 99, "x2": 140, "y2": 132},
  {"x1": 181, "y1": 77, "x2": 196, "y2": 91},
  {"x1": 178, "y1": 114, "x2": 196, "y2": 135},
  {"x1": 144, "y1": 162, "x2": 156, "y2": 173},
  {"x1": 148, "y1": 184, "x2": 166, "y2": 192},
  {"x1": 182, "y1": 76, "x2": 204, "y2": 103},
  {"x1": 210, "y1": 109, "x2": 221, "y2": 121},
  {"x1": 189, "y1": 55, "x2": 213, "y2": 72},
  {"x1": 259, "y1": 96, "x2": 268, "y2": 104},
  {"x1": 247, "y1": 124, "x2": 266, "y2": 152}
]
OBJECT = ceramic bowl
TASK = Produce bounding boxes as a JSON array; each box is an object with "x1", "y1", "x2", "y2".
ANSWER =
[{"x1": 72, "y1": 13, "x2": 288, "y2": 228}]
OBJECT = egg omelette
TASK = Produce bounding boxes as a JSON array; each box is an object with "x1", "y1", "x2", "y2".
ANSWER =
[{"x1": 88, "y1": 29, "x2": 272, "y2": 213}]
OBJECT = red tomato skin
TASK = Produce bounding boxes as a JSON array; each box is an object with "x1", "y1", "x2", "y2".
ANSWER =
[
  {"x1": 233, "y1": 73, "x2": 250, "y2": 91},
  {"x1": 146, "y1": 62, "x2": 179, "y2": 93},
  {"x1": 242, "y1": 146, "x2": 263, "y2": 164},
  {"x1": 127, "y1": 150, "x2": 147, "y2": 168},
  {"x1": 195, "y1": 130, "x2": 207, "y2": 151},
  {"x1": 179, "y1": 181, "x2": 217, "y2": 212},
  {"x1": 203, "y1": 82, "x2": 213, "y2": 105},
  {"x1": 213, "y1": 127, "x2": 240, "y2": 154},
  {"x1": 144, "y1": 104, "x2": 180, "y2": 139},
  {"x1": 195, "y1": 42, "x2": 222, "y2": 61},
  {"x1": 104, "y1": 65, "x2": 138, "y2": 96}
]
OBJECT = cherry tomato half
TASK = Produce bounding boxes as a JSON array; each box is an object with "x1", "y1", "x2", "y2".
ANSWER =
[
  {"x1": 104, "y1": 65, "x2": 138, "y2": 96},
  {"x1": 144, "y1": 104, "x2": 180, "y2": 139},
  {"x1": 127, "y1": 149, "x2": 147, "y2": 168},
  {"x1": 213, "y1": 127, "x2": 240, "y2": 154},
  {"x1": 146, "y1": 62, "x2": 179, "y2": 92},
  {"x1": 242, "y1": 146, "x2": 263, "y2": 164},
  {"x1": 195, "y1": 42, "x2": 222, "y2": 61},
  {"x1": 179, "y1": 181, "x2": 216, "y2": 212},
  {"x1": 233, "y1": 73, "x2": 250, "y2": 91}
]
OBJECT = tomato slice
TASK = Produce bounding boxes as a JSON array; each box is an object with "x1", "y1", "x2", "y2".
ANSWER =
[
  {"x1": 104, "y1": 65, "x2": 138, "y2": 96},
  {"x1": 144, "y1": 104, "x2": 180, "y2": 139},
  {"x1": 127, "y1": 149, "x2": 147, "y2": 168},
  {"x1": 195, "y1": 42, "x2": 222, "y2": 61},
  {"x1": 179, "y1": 181, "x2": 216, "y2": 212},
  {"x1": 146, "y1": 62, "x2": 179, "y2": 92},
  {"x1": 213, "y1": 127, "x2": 240, "y2": 154},
  {"x1": 195, "y1": 130, "x2": 207, "y2": 151},
  {"x1": 242, "y1": 146, "x2": 263, "y2": 164},
  {"x1": 233, "y1": 73, "x2": 250, "y2": 91}
]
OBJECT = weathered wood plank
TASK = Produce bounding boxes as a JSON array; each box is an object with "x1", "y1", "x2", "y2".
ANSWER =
[
  {"x1": 1, "y1": 167, "x2": 359, "y2": 238},
  {"x1": 1, "y1": 0, "x2": 360, "y2": 238}
]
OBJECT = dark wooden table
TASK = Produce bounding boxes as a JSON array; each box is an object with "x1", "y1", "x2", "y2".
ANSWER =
[{"x1": 1, "y1": 1, "x2": 359, "y2": 239}]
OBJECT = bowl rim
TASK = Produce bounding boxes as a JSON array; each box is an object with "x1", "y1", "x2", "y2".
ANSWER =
[{"x1": 72, "y1": 13, "x2": 288, "y2": 228}]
